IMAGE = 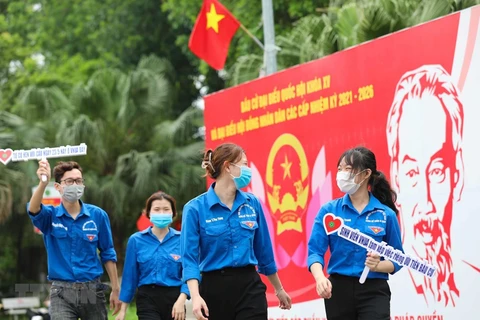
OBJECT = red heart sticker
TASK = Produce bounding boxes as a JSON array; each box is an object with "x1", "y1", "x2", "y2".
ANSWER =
[
  {"x1": 0, "y1": 149, "x2": 13, "y2": 165},
  {"x1": 323, "y1": 213, "x2": 344, "y2": 234}
]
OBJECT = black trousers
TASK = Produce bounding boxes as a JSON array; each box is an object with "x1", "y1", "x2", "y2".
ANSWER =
[
  {"x1": 200, "y1": 265, "x2": 268, "y2": 320},
  {"x1": 324, "y1": 274, "x2": 391, "y2": 320},
  {"x1": 136, "y1": 285, "x2": 182, "y2": 320}
]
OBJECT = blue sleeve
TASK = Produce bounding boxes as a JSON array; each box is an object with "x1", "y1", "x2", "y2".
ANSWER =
[
  {"x1": 119, "y1": 236, "x2": 139, "y2": 303},
  {"x1": 180, "y1": 202, "x2": 201, "y2": 282},
  {"x1": 27, "y1": 203, "x2": 54, "y2": 234},
  {"x1": 307, "y1": 206, "x2": 329, "y2": 271},
  {"x1": 180, "y1": 282, "x2": 190, "y2": 299},
  {"x1": 98, "y1": 210, "x2": 117, "y2": 263},
  {"x1": 384, "y1": 211, "x2": 404, "y2": 274},
  {"x1": 252, "y1": 197, "x2": 277, "y2": 276}
]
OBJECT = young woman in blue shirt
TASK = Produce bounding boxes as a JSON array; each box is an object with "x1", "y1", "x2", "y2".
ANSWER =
[
  {"x1": 116, "y1": 192, "x2": 189, "y2": 320},
  {"x1": 307, "y1": 146, "x2": 404, "y2": 320},
  {"x1": 180, "y1": 143, "x2": 292, "y2": 320}
]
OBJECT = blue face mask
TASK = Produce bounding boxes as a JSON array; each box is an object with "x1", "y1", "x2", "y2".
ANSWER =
[
  {"x1": 150, "y1": 213, "x2": 172, "y2": 229},
  {"x1": 230, "y1": 164, "x2": 252, "y2": 189}
]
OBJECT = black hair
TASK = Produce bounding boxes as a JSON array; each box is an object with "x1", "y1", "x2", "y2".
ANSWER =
[
  {"x1": 54, "y1": 161, "x2": 82, "y2": 183},
  {"x1": 202, "y1": 143, "x2": 244, "y2": 179},
  {"x1": 337, "y1": 146, "x2": 398, "y2": 215},
  {"x1": 144, "y1": 191, "x2": 177, "y2": 219}
]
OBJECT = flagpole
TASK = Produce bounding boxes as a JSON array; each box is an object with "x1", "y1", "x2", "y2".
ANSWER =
[
  {"x1": 262, "y1": 0, "x2": 277, "y2": 75},
  {"x1": 239, "y1": 24, "x2": 264, "y2": 51}
]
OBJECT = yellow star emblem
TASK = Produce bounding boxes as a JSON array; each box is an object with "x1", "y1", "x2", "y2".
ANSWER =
[
  {"x1": 206, "y1": 3, "x2": 225, "y2": 33},
  {"x1": 280, "y1": 155, "x2": 292, "y2": 180}
]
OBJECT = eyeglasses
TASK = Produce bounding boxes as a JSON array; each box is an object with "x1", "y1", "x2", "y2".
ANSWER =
[{"x1": 60, "y1": 178, "x2": 85, "y2": 186}]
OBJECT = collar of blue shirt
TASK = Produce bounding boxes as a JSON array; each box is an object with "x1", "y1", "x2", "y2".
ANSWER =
[
  {"x1": 55, "y1": 200, "x2": 90, "y2": 218},
  {"x1": 140, "y1": 226, "x2": 180, "y2": 242},
  {"x1": 206, "y1": 182, "x2": 249, "y2": 211},
  {"x1": 341, "y1": 192, "x2": 384, "y2": 213}
]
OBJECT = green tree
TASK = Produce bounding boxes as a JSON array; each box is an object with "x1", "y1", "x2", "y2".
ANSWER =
[
  {"x1": 0, "y1": 1, "x2": 112, "y2": 111},
  {"x1": 0, "y1": 110, "x2": 44, "y2": 292},
  {"x1": 0, "y1": 110, "x2": 43, "y2": 223},
  {"x1": 162, "y1": 0, "x2": 333, "y2": 94},
  {"x1": 229, "y1": 0, "x2": 480, "y2": 85},
  {"x1": 20, "y1": 0, "x2": 199, "y2": 117},
  {"x1": 13, "y1": 55, "x2": 205, "y2": 270}
]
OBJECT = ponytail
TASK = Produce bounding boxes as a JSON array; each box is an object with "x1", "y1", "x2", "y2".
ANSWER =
[
  {"x1": 200, "y1": 143, "x2": 245, "y2": 180},
  {"x1": 201, "y1": 149, "x2": 218, "y2": 179},
  {"x1": 370, "y1": 171, "x2": 398, "y2": 215}
]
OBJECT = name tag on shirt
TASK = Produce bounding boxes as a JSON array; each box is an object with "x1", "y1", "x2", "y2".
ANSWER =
[{"x1": 205, "y1": 216, "x2": 224, "y2": 223}]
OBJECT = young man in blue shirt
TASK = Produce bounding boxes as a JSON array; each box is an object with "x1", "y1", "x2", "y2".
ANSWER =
[{"x1": 28, "y1": 160, "x2": 121, "y2": 320}]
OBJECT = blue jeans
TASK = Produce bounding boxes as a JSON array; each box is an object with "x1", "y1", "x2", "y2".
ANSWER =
[{"x1": 49, "y1": 279, "x2": 108, "y2": 320}]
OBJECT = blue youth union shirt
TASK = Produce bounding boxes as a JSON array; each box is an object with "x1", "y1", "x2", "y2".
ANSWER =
[
  {"x1": 119, "y1": 227, "x2": 190, "y2": 303},
  {"x1": 181, "y1": 183, "x2": 278, "y2": 282},
  {"x1": 307, "y1": 193, "x2": 404, "y2": 279},
  {"x1": 27, "y1": 201, "x2": 117, "y2": 282}
]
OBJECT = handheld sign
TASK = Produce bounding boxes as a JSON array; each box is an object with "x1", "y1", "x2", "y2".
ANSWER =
[
  {"x1": 40, "y1": 157, "x2": 47, "y2": 182},
  {"x1": 359, "y1": 240, "x2": 387, "y2": 284},
  {"x1": 323, "y1": 213, "x2": 436, "y2": 284},
  {"x1": 0, "y1": 144, "x2": 88, "y2": 182}
]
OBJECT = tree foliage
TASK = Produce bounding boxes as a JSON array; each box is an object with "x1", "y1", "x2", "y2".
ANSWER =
[
  {"x1": 10, "y1": 55, "x2": 205, "y2": 268},
  {"x1": 226, "y1": 0, "x2": 480, "y2": 85}
]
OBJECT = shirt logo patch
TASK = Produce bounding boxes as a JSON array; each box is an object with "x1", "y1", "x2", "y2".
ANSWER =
[
  {"x1": 170, "y1": 254, "x2": 181, "y2": 261},
  {"x1": 365, "y1": 210, "x2": 387, "y2": 223},
  {"x1": 86, "y1": 234, "x2": 97, "y2": 241},
  {"x1": 82, "y1": 220, "x2": 98, "y2": 231},
  {"x1": 369, "y1": 226, "x2": 384, "y2": 234},
  {"x1": 237, "y1": 204, "x2": 257, "y2": 219},
  {"x1": 241, "y1": 221, "x2": 255, "y2": 228}
]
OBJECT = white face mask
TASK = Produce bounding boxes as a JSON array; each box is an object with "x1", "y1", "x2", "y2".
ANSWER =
[
  {"x1": 62, "y1": 184, "x2": 85, "y2": 203},
  {"x1": 336, "y1": 171, "x2": 366, "y2": 195}
]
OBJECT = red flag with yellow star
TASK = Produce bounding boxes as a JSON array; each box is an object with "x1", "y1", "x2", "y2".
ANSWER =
[{"x1": 188, "y1": 0, "x2": 240, "y2": 70}]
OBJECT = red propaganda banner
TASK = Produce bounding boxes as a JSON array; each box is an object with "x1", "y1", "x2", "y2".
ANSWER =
[{"x1": 203, "y1": 5, "x2": 480, "y2": 320}]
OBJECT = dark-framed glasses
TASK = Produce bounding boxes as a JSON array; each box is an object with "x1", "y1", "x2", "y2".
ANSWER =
[{"x1": 61, "y1": 178, "x2": 85, "y2": 186}]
